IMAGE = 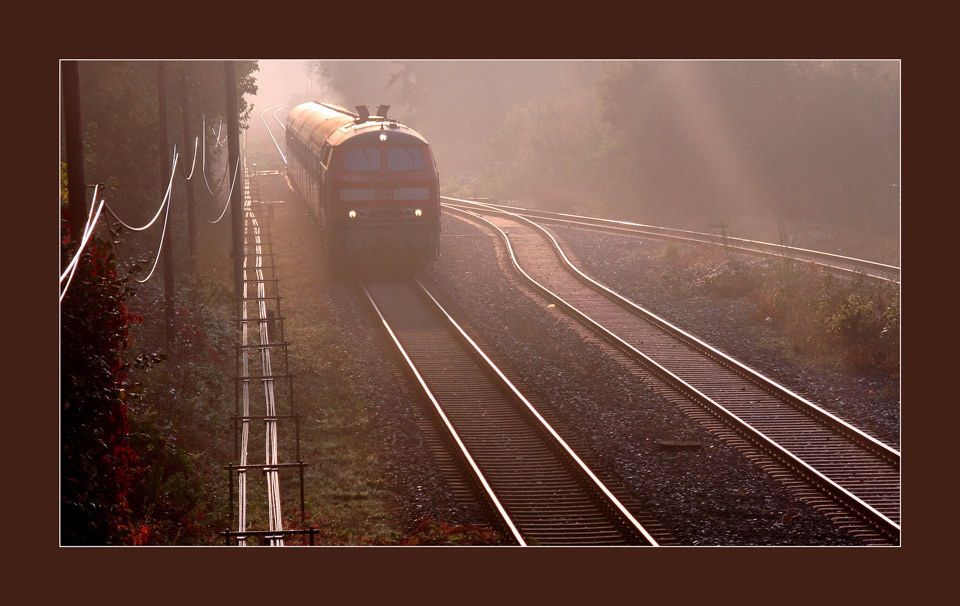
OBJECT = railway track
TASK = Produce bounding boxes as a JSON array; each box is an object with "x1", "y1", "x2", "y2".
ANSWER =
[
  {"x1": 442, "y1": 197, "x2": 900, "y2": 284},
  {"x1": 442, "y1": 202, "x2": 900, "y2": 545},
  {"x1": 359, "y1": 277, "x2": 660, "y2": 546}
]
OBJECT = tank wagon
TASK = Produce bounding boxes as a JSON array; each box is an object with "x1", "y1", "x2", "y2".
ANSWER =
[{"x1": 285, "y1": 102, "x2": 440, "y2": 262}]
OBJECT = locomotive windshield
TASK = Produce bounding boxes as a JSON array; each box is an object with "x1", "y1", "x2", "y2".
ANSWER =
[
  {"x1": 387, "y1": 147, "x2": 425, "y2": 171},
  {"x1": 341, "y1": 146, "x2": 429, "y2": 171},
  {"x1": 343, "y1": 148, "x2": 381, "y2": 171}
]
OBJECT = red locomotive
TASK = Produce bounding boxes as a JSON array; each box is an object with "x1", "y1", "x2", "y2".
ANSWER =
[{"x1": 285, "y1": 102, "x2": 440, "y2": 262}]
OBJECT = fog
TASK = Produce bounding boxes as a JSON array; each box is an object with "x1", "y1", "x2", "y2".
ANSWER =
[{"x1": 249, "y1": 60, "x2": 899, "y2": 259}]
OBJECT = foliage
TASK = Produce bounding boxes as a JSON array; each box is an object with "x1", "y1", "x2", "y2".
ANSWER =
[
  {"x1": 77, "y1": 61, "x2": 259, "y2": 270},
  {"x1": 440, "y1": 60, "x2": 898, "y2": 239},
  {"x1": 61, "y1": 222, "x2": 235, "y2": 545},
  {"x1": 593, "y1": 61, "x2": 899, "y2": 234},
  {"x1": 308, "y1": 60, "x2": 898, "y2": 240},
  {"x1": 701, "y1": 257, "x2": 761, "y2": 299},
  {"x1": 311, "y1": 60, "x2": 599, "y2": 178},
  {"x1": 396, "y1": 516, "x2": 503, "y2": 546},
  {"x1": 121, "y1": 274, "x2": 237, "y2": 545},
  {"x1": 690, "y1": 252, "x2": 901, "y2": 377},
  {"x1": 60, "y1": 214, "x2": 143, "y2": 544},
  {"x1": 61, "y1": 61, "x2": 259, "y2": 543}
]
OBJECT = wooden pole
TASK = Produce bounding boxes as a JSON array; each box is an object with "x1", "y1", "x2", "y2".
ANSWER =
[
  {"x1": 159, "y1": 62, "x2": 176, "y2": 344},
  {"x1": 180, "y1": 65, "x2": 197, "y2": 270},
  {"x1": 225, "y1": 61, "x2": 243, "y2": 298},
  {"x1": 61, "y1": 61, "x2": 87, "y2": 243}
]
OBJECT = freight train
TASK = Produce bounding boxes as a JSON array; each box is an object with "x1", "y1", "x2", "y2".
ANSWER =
[{"x1": 285, "y1": 102, "x2": 440, "y2": 263}]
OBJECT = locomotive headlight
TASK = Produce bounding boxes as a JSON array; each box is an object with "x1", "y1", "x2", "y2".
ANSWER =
[
  {"x1": 379, "y1": 133, "x2": 388, "y2": 142},
  {"x1": 414, "y1": 208, "x2": 423, "y2": 217},
  {"x1": 348, "y1": 210, "x2": 357, "y2": 219}
]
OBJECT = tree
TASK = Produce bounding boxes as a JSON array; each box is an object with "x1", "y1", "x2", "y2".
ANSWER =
[
  {"x1": 61, "y1": 60, "x2": 261, "y2": 544},
  {"x1": 60, "y1": 192, "x2": 143, "y2": 544}
]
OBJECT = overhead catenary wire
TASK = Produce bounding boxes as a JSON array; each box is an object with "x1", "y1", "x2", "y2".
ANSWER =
[
  {"x1": 215, "y1": 116, "x2": 225, "y2": 147},
  {"x1": 201, "y1": 114, "x2": 230, "y2": 196},
  {"x1": 60, "y1": 183, "x2": 102, "y2": 284},
  {"x1": 130, "y1": 174, "x2": 175, "y2": 284},
  {"x1": 196, "y1": 154, "x2": 240, "y2": 224},
  {"x1": 177, "y1": 135, "x2": 199, "y2": 181},
  {"x1": 59, "y1": 185, "x2": 104, "y2": 303},
  {"x1": 103, "y1": 146, "x2": 179, "y2": 232},
  {"x1": 99, "y1": 148, "x2": 179, "y2": 285}
]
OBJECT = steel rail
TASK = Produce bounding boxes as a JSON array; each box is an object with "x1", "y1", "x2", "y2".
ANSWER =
[
  {"x1": 358, "y1": 279, "x2": 527, "y2": 546},
  {"x1": 443, "y1": 203, "x2": 900, "y2": 542},
  {"x1": 453, "y1": 202, "x2": 901, "y2": 465},
  {"x1": 272, "y1": 106, "x2": 286, "y2": 132},
  {"x1": 260, "y1": 104, "x2": 287, "y2": 165},
  {"x1": 442, "y1": 197, "x2": 900, "y2": 283},
  {"x1": 414, "y1": 278, "x2": 660, "y2": 547}
]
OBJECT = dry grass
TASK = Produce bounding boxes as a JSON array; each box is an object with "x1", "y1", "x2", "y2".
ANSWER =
[{"x1": 673, "y1": 246, "x2": 900, "y2": 379}]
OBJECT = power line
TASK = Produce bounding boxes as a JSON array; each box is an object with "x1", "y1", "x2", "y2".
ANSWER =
[
  {"x1": 197, "y1": 155, "x2": 240, "y2": 224},
  {"x1": 201, "y1": 114, "x2": 230, "y2": 196},
  {"x1": 103, "y1": 146, "x2": 179, "y2": 232},
  {"x1": 177, "y1": 136, "x2": 199, "y2": 181},
  {"x1": 59, "y1": 185, "x2": 105, "y2": 303}
]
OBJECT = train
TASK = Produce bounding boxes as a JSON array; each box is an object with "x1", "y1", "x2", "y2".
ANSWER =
[{"x1": 284, "y1": 101, "x2": 441, "y2": 263}]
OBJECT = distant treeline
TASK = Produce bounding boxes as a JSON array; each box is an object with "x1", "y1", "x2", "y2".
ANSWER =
[{"x1": 315, "y1": 60, "x2": 899, "y2": 238}]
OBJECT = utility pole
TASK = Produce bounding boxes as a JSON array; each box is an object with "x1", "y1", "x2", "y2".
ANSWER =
[
  {"x1": 159, "y1": 61, "x2": 176, "y2": 344},
  {"x1": 180, "y1": 64, "x2": 197, "y2": 270},
  {"x1": 62, "y1": 61, "x2": 86, "y2": 242},
  {"x1": 225, "y1": 61, "x2": 244, "y2": 297}
]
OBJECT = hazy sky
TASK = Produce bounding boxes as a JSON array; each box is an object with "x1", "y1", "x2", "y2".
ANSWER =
[{"x1": 247, "y1": 60, "x2": 312, "y2": 112}]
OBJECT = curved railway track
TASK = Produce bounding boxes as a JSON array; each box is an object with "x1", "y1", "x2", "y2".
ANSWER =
[
  {"x1": 442, "y1": 202, "x2": 900, "y2": 545},
  {"x1": 442, "y1": 197, "x2": 900, "y2": 284},
  {"x1": 359, "y1": 277, "x2": 659, "y2": 546}
]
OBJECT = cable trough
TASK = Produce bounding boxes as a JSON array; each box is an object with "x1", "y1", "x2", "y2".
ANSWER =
[
  {"x1": 223, "y1": 162, "x2": 314, "y2": 546},
  {"x1": 443, "y1": 202, "x2": 900, "y2": 545},
  {"x1": 360, "y1": 276, "x2": 659, "y2": 546}
]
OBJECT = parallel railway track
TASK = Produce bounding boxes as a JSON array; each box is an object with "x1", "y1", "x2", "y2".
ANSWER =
[
  {"x1": 360, "y1": 277, "x2": 659, "y2": 546},
  {"x1": 443, "y1": 197, "x2": 900, "y2": 284},
  {"x1": 442, "y1": 202, "x2": 900, "y2": 545}
]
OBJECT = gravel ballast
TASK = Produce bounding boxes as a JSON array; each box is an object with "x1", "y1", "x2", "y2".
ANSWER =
[
  {"x1": 546, "y1": 224, "x2": 900, "y2": 449},
  {"x1": 263, "y1": 173, "x2": 897, "y2": 545},
  {"x1": 419, "y1": 212, "x2": 875, "y2": 545}
]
